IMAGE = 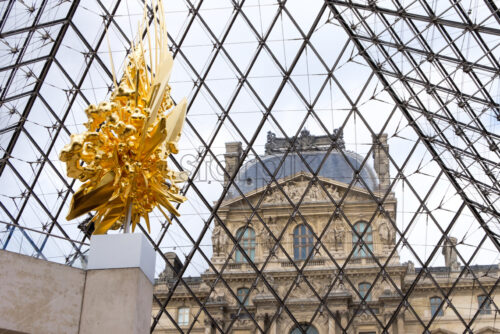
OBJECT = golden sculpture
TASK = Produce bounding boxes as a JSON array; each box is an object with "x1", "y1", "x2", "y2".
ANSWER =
[{"x1": 60, "y1": 0, "x2": 187, "y2": 235}]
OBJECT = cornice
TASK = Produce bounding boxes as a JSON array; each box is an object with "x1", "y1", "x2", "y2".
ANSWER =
[{"x1": 201, "y1": 263, "x2": 407, "y2": 283}]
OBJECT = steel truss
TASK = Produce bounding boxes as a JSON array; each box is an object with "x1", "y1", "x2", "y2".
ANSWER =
[{"x1": 0, "y1": 0, "x2": 498, "y2": 333}]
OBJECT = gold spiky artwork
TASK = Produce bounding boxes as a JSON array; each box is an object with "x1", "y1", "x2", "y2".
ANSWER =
[{"x1": 60, "y1": 0, "x2": 187, "y2": 235}]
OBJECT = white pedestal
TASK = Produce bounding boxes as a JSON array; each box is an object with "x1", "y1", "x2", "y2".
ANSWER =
[
  {"x1": 79, "y1": 233, "x2": 156, "y2": 334},
  {"x1": 87, "y1": 233, "x2": 156, "y2": 284}
]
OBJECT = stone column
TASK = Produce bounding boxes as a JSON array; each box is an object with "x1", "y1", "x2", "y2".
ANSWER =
[
  {"x1": 215, "y1": 319, "x2": 225, "y2": 333},
  {"x1": 255, "y1": 314, "x2": 265, "y2": 334},
  {"x1": 383, "y1": 312, "x2": 394, "y2": 334},
  {"x1": 270, "y1": 315, "x2": 281, "y2": 334},
  {"x1": 396, "y1": 314, "x2": 405, "y2": 334},
  {"x1": 204, "y1": 319, "x2": 213, "y2": 334},
  {"x1": 328, "y1": 315, "x2": 336, "y2": 334},
  {"x1": 79, "y1": 233, "x2": 156, "y2": 334},
  {"x1": 340, "y1": 311, "x2": 349, "y2": 334}
]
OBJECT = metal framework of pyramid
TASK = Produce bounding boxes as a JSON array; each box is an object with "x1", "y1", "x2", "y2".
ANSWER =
[{"x1": 0, "y1": 0, "x2": 498, "y2": 333}]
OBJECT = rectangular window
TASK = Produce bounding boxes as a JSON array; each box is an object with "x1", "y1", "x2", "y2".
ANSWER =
[
  {"x1": 478, "y1": 295, "x2": 492, "y2": 315},
  {"x1": 235, "y1": 227, "x2": 255, "y2": 263},
  {"x1": 352, "y1": 222, "x2": 373, "y2": 258},
  {"x1": 178, "y1": 307, "x2": 190, "y2": 326}
]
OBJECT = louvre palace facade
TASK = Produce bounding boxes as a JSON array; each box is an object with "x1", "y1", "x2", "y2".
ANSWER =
[{"x1": 153, "y1": 131, "x2": 499, "y2": 334}]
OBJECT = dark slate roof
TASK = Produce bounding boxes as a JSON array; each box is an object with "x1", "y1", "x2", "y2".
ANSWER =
[{"x1": 227, "y1": 150, "x2": 379, "y2": 199}]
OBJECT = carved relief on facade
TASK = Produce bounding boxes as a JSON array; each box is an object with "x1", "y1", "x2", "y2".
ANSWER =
[
  {"x1": 290, "y1": 281, "x2": 310, "y2": 299},
  {"x1": 256, "y1": 273, "x2": 277, "y2": 296},
  {"x1": 288, "y1": 275, "x2": 328, "y2": 300},
  {"x1": 318, "y1": 311, "x2": 329, "y2": 325},
  {"x1": 379, "y1": 277, "x2": 393, "y2": 296},
  {"x1": 235, "y1": 318, "x2": 252, "y2": 328},
  {"x1": 258, "y1": 217, "x2": 280, "y2": 257},
  {"x1": 354, "y1": 311, "x2": 375, "y2": 324},
  {"x1": 209, "y1": 285, "x2": 226, "y2": 303},
  {"x1": 314, "y1": 278, "x2": 331, "y2": 297},
  {"x1": 329, "y1": 273, "x2": 348, "y2": 294},
  {"x1": 262, "y1": 181, "x2": 341, "y2": 204}
]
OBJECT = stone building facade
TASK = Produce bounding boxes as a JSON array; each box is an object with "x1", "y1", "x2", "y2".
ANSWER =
[{"x1": 153, "y1": 131, "x2": 498, "y2": 334}]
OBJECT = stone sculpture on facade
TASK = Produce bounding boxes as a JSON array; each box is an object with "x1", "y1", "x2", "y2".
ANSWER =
[
  {"x1": 442, "y1": 237, "x2": 461, "y2": 271},
  {"x1": 378, "y1": 217, "x2": 396, "y2": 251},
  {"x1": 265, "y1": 129, "x2": 345, "y2": 154},
  {"x1": 263, "y1": 181, "x2": 341, "y2": 204},
  {"x1": 212, "y1": 223, "x2": 226, "y2": 257},
  {"x1": 326, "y1": 219, "x2": 345, "y2": 253},
  {"x1": 333, "y1": 221, "x2": 345, "y2": 252},
  {"x1": 258, "y1": 219, "x2": 279, "y2": 257}
]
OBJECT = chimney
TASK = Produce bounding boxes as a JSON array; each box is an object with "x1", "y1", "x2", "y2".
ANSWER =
[
  {"x1": 372, "y1": 133, "x2": 390, "y2": 192},
  {"x1": 159, "y1": 252, "x2": 182, "y2": 281},
  {"x1": 224, "y1": 142, "x2": 242, "y2": 185}
]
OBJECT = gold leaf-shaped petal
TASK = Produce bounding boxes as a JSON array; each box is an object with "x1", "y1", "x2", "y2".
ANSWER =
[{"x1": 66, "y1": 171, "x2": 116, "y2": 220}]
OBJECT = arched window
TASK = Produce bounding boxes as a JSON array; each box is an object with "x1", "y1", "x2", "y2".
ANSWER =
[
  {"x1": 478, "y1": 295, "x2": 492, "y2": 315},
  {"x1": 293, "y1": 224, "x2": 314, "y2": 260},
  {"x1": 358, "y1": 282, "x2": 372, "y2": 301},
  {"x1": 430, "y1": 296, "x2": 444, "y2": 317},
  {"x1": 237, "y1": 287, "x2": 250, "y2": 306},
  {"x1": 352, "y1": 221, "x2": 373, "y2": 258},
  {"x1": 290, "y1": 324, "x2": 319, "y2": 334},
  {"x1": 235, "y1": 227, "x2": 255, "y2": 262}
]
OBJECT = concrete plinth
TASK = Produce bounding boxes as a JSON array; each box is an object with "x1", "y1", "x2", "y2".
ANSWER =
[
  {"x1": 79, "y1": 233, "x2": 156, "y2": 334},
  {"x1": 0, "y1": 250, "x2": 85, "y2": 334}
]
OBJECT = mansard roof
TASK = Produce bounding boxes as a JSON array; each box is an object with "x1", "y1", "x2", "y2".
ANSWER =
[{"x1": 227, "y1": 130, "x2": 378, "y2": 199}]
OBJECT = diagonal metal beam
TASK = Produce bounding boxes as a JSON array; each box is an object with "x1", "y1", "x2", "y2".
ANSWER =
[
  {"x1": 330, "y1": 0, "x2": 500, "y2": 36},
  {"x1": 0, "y1": 18, "x2": 66, "y2": 38},
  {"x1": 0, "y1": 0, "x2": 79, "y2": 177},
  {"x1": 325, "y1": 0, "x2": 500, "y2": 251},
  {"x1": 484, "y1": 0, "x2": 500, "y2": 25}
]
